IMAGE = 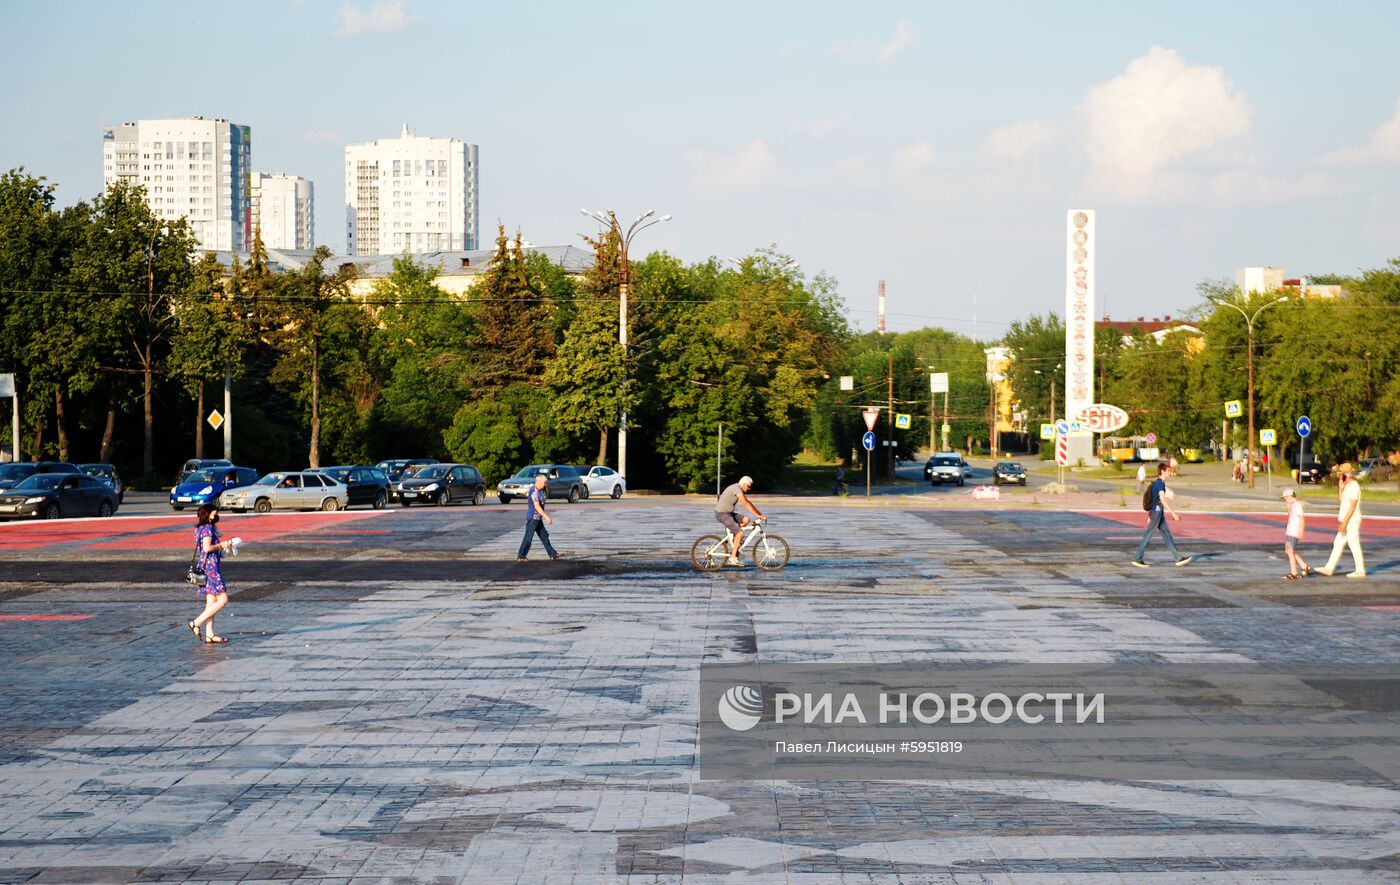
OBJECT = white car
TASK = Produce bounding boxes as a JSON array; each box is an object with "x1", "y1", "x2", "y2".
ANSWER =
[
  {"x1": 220, "y1": 471, "x2": 349, "y2": 513},
  {"x1": 577, "y1": 465, "x2": 626, "y2": 499}
]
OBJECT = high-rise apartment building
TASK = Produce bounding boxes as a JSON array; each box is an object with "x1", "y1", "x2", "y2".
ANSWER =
[
  {"x1": 102, "y1": 117, "x2": 252, "y2": 251},
  {"x1": 250, "y1": 173, "x2": 314, "y2": 250},
  {"x1": 344, "y1": 124, "x2": 479, "y2": 255}
]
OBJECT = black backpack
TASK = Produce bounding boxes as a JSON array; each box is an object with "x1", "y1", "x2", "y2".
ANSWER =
[{"x1": 1142, "y1": 484, "x2": 1154, "y2": 511}]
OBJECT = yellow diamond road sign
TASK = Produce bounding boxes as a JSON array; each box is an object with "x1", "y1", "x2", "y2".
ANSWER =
[{"x1": 207, "y1": 410, "x2": 224, "y2": 431}]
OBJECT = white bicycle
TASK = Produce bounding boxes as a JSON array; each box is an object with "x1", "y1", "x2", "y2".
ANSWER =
[{"x1": 691, "y1": 518, "x2": 790, "y2": 572}]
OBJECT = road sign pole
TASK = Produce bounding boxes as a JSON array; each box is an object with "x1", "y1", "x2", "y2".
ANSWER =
[
  {"x1": 1267, "y1": 444, "x2": 1273, "y2": 492},
  {"x1": 866, "y1": 452, "x2": 871, "y2": 499}
]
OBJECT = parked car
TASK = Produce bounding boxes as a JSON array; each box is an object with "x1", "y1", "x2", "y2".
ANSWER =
[
  {"x1": 78, "y1": 463, "x2": 124, "y2": 504},
  {"x1": 497, "y1": 464, "x2": 583, "y2": 504},
  {"x1": 176, "y1": 458, "x2": 233, "y2": 484},
  {"x1": 395, "y1": 463, "x2": 486, "y2": 507},
  {"x1": 0, "y1": 461, "x2": 79, "y2": 492},
  {"x1": 576, "y1": 465, "x2": 627, "y2": 499},
  {"x1": 993, "y1": 461, "x2": 1027, "y2": 485},
  {"x1": 169, "y1": 465, "x2": 260, "y2": 510},
  {"x1": 962, "y1": 457, "x2": 974, "y2": 479},
  {"x1": 315, "y1": 465, "x2": 392, "y2": 509},
  {"x1": 1356, "y1": 457, "x2": 1394, "y2": 483},
  {"x1": 375, "y1": 458, "x2": 439, "y2": 486},
  {"x1": 219, "y1": 471, "x2": 348, "y2": 513},
  {"x1": 1296, "y1": 456, "x2": 1328, "y2": 485},
  {"x1": 0, "y1": 473, "x2": 119, "y2": 519},
  {"x1": 927, "y1": 453, "x2": 965, "y2": 486}
]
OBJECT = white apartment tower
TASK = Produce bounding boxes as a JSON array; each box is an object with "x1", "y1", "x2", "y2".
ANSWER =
[
  {"x1": 344, "y1": 124, "x2": 479, "y2": 255},
  {"x1": 102, "y1": 117, "x2": 252, "y2": 251},
  {"x1": 250, "y1": 173, "x2": 314, "y2": 250}
]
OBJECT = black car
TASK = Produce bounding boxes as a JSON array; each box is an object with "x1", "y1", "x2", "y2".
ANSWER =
[
  {"x1": 78, "y1": 463, "x2": 125, "y2": 504},
  {"x1": 375, "y1": 458, "x2": 439, "y2": 497},
  {"x1": 176, "y1": 458, "x2": 233, "y2": 484},
  {"x1": 0, "y1": 473, "x2": 120, "y2": 519},
  {"x1": 396, "y1": 463, "x2": 486, "y2": 507},
  {"x1": 497, "y1": 464, "x2": 583, "y2": 504},
  {"x1": 317, "y1": 465, "x2": 392, "y2": 509},
  {"x1": 1297, "y1": 456, "x2": 1329, "y2": 485},
  {"x1": 993, "y1": 461, "x2": 1027, "y2": 485},
  {"x1": 0, "y1": 461, "x2": 80, "y2": 492}
]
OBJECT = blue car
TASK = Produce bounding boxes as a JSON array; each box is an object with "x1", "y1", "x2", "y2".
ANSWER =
[{"x1": 169, "y1": 466, "x2": 260, "y2": 510}]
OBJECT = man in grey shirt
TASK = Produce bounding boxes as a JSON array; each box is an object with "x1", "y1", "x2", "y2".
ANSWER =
[{"x1": 714, "y1": 475, "x2": 764, "y2": 566}]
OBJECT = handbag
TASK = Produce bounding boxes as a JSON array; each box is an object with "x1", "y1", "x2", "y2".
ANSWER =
[{"x1": 186, "y1": 542, "x2": 207, "y2": 587}]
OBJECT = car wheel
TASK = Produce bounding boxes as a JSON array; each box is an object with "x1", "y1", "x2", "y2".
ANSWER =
[
  {"x1": 499, "y1": 495, "x2": 512, "y2": 504},
  {"x1": 43, "y1": 503, "x2": 60, "y2": 520},
  {"x1": 472, "y1": 488, "x2": 485, "y2": 506},
  {"x1": 436, "y1": 490, "x2": 450, "y2": 506},
  {"x1": 373, "y1": 491, "x2": 387, "y2": 510},
  {"x1": 254, "y1": 498, "x2": 272, "y2": 514},
  {"x1": 98, "y1": 501, "x2": 114, "y2": 518},
  {"x1": 321, "y1": 497, "x2": 340, "y2": 512},
  {"x1": 579, "y1": 484, "x2": 589, "y2": 500},
  {"x1": 567, "y1": 486, "x2": 579, "y2": 504},
  {"x1": 611, "y1": 484, "x2": 623, "y2": 499}
]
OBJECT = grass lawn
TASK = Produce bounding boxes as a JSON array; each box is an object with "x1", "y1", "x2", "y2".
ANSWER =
[{"x1": 775, "y1": 452, "x2": 914, "y2": 495}]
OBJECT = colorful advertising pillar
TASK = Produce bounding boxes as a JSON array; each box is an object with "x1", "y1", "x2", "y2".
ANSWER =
[{"x1": 1064, "y1": 209, "x2": 1096, "y2": 465}]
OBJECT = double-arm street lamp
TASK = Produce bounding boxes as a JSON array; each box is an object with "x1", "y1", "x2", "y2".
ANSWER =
[
  {"x1": 579, "y1": 208, "x2": 671, "y2": 481},
  {"x1": 1211, "y1": 294, "x2": 1288, "y2": 489}
]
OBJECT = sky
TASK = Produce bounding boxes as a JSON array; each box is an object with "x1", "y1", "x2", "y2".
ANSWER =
[{"x1": 2, "y1": 0, "x2": 1399, "y2": 337}]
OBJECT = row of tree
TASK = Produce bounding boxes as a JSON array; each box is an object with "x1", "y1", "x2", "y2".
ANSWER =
[
  {"x1": 0, "y1": 169, "x2": 851, "y2": 489},
  {"x1": 1002, "y1": 269, "x2": 1400, "y2": 463},
  {"x1": 3, "y1": 166, "x2": 1395, "y2": 486}
]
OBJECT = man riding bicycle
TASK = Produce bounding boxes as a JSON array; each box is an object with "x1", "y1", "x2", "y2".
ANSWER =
[{"x1": 714, "y1": 475, "x2": 764, "y2": 567}]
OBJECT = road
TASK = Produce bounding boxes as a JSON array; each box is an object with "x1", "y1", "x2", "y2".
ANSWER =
[{"x1": 0, "y1": 496, "x2": 1397, "y2": 880}]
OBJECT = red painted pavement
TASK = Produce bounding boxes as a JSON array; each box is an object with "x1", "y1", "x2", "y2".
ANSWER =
[
  {"x1": 1083, "y1": 511, "x2": 1400, "y2": 544},
  {"x1": 0, "y1": 511, "x2": 389, "y2": 553}
]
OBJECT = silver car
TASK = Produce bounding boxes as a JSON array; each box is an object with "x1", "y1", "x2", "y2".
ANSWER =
[
  {"x1": 220, "y1": 471, "x2": 349, "y2": 513},
  {"x1": 577, "y1": 465, "x2": 626, "y2": 499}
]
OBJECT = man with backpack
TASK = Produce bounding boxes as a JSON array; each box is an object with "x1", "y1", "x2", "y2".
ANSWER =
[{"x1": 1131, "y1": 462, "x2": 1193, "y2": 568}]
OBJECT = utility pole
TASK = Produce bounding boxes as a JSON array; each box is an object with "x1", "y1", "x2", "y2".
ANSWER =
[
  {"x1": 223, "y1": 365, "x2": 233, "y2": 462},
  {"x1": 1212, "y1": 295, "x2": 1288, "y2": 489},
  {"x1": 886, "y1": 352, "x2": 895, "y2": 480}
]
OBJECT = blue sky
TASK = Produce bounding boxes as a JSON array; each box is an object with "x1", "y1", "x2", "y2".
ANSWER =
[{"x1": 2, "y1": 1, "x2": 1398, "y2": 335}]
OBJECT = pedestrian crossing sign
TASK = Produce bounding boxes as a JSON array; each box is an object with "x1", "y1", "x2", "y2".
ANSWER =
[
  {"x1": 895, "y1": 413, "x2": 911, "y2": 429},
  {"x1": 1260, "y1": 428, "x2": 1276, "y2": 446},
  {"x1": 1225, "y1": 400, "x2": 1243, "y2": 418}
]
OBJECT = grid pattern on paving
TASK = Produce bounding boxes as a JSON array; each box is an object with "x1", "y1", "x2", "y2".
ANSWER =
[{"x1": 0, "y1": 502, "x2": 1397, "y2": 882}]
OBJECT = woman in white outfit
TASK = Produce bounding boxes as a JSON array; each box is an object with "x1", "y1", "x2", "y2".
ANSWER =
[{"x1": 1317, "y1": 463, "x2": 1365, "y2": 578}]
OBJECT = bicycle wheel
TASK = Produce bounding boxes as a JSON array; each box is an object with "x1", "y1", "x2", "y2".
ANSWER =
[
  {"x1": 753, "y1": 534, "x2": 790, "y2": 571},
  {"x1": 691, "y1": 534, "x2": 727, "y2": 571}
]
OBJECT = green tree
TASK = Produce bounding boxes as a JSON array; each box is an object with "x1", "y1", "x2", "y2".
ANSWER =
[
  {"x1": 170, "y1": 254, "x2": 247, "y2": 459},
  {"x1": 68, "y1": 180, "x2": 196, "y2": 473},
  {"x1": 267, "y1": 246, "x2": 357, "y2": 467}
]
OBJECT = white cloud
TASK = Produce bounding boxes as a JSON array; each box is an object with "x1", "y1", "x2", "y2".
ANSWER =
[
  {"x1": 982, "y1": 120, "x2": 1057, "y2": 163},
  {"x1": 833, "y1": 21, "x2": 919, "y2": 66},
  {"x1": 891, "y1": 142, "x2": 935, "y2": 175},
  {"x1": 686, "y1": 140, "x2": 778, "y2": 195},
  {"x1": 336, "y1": 1, "x2": 421, "y2": 37},
  {"x1": 1321, "y1": 97, "x2": 1400, "y2": 167},
  {"x1": 1081, "y1": 46, "x2": 1252, "y2": 199},
  {"x1": 787, "y1": 114, "x2": 850, "y2": 139}
]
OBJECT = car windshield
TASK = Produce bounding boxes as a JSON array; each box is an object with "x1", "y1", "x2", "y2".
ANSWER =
[
  {"x1": 415, "y1": 465, "x2": 449, "y2": 479},
  {"x1": 15, "y1": 474, "x2": 63, "y2": 490},
  {"x1": 1001, "y1": 463, "x2": 1023, "y2": 470},
  {"x1": 81, "y1": 465, "x2": 111, "y2": 477},
  {"x1": 513, "y1": 466, "x2": 548, "y2": 479},
  {"x1": 0, "y1": 464, "x2": 32, "y2": 481},
  {"x1": 184, "y1": 469, "x2": 219, "y2": 483},
  {"x1": 324, "y1": 468, "x2": 350, "y2": 481},
  {"x1": 256, "y1": 474, "x2": 282, "y2": 486},
  {"x1": 934, "y1": 457, "x2": 959, "y2": 466}
]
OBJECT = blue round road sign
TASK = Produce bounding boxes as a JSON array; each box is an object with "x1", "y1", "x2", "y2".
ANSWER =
[
  {"x1": 1296, "y1": 415, "x2": 1311, "y2": 438},
  {"x1": 862, "y1": 431, "x2": 876, "y2": 451}
]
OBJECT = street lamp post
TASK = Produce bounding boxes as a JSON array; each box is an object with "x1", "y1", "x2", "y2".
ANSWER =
[
  {"x1": 1034, "y1": 363, "x2": 1062, "y2": 424},
  {"x1": 1212, "y1": 295, "x2": 1288, "y2": 489},
  {"x1": 580, "y1": 208, "x2": 671, "y2": 482}
]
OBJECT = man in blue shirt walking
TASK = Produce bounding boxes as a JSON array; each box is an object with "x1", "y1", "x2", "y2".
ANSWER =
[
  {"x1": 1131, "y1": 462, "x2": 1193, "y2": 568},
  {"x1": 517, "y1": 473, "x2": 561, "y2": 561}
]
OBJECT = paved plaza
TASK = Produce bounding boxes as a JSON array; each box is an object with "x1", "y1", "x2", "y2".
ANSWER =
[{"x1": 0, "y1": 495, "x2": 1398, "y2": 883}]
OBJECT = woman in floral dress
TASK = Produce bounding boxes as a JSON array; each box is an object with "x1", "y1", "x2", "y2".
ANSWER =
[{"x1": 188, "y1": 503, "x2": 234, "y2": 643}]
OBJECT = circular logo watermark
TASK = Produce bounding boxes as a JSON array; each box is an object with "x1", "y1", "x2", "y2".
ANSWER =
[{"x1": 717, "y1": 685, "x2": 764, "y2": 731}]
